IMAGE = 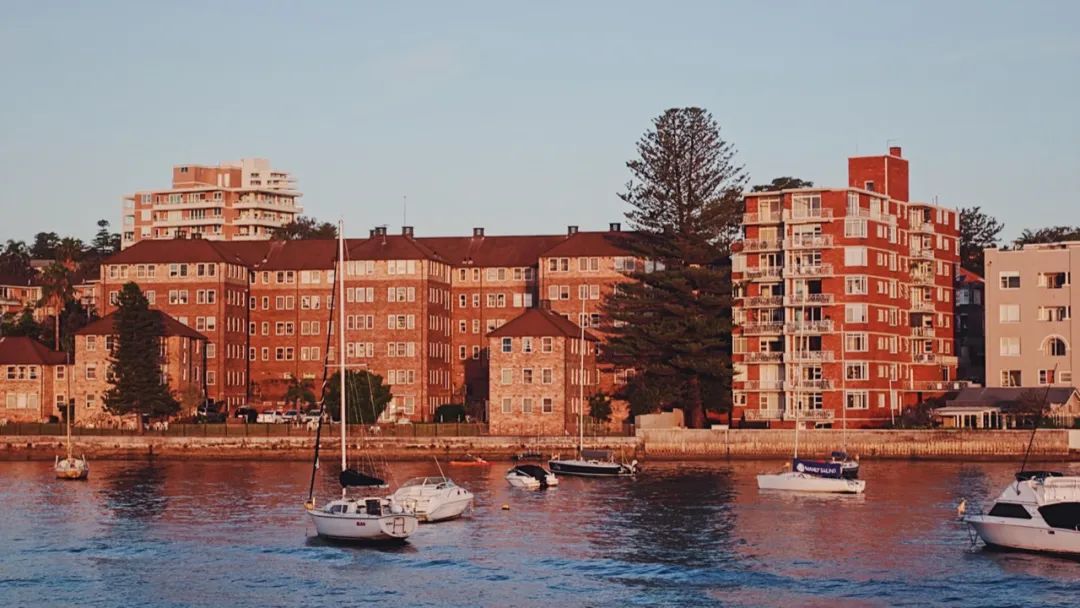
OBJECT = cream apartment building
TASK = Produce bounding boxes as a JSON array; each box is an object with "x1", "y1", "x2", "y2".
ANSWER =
[{"x1": 984, "y1": 242, "x2": 1079, "y2": 388}]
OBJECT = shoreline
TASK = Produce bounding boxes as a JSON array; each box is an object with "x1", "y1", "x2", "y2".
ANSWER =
[{"x1": 4, "y1": 428, "x2": 1079, "y2": 462}]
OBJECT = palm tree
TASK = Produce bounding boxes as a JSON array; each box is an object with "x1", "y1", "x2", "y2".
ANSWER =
[{"x1": 38, "y1": 262, "x2": 76, "y2": 350}]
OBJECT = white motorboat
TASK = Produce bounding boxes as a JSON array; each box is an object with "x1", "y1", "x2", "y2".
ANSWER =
[
  {"x1": 304, "y1": 223, "x2": 418, "y2": 542},
  {"x1": 506, "y1": 464, "x2": 559, "y2": 489},
  {"x1": 392, "y1": 476, "x2": 474, "y2": 522},
  {"x1": 966, "y1": 471, "x2": 1080, "y2": 556},
  {"x1": 757, "y1": 469, "x2": 866, "y2": 494}
]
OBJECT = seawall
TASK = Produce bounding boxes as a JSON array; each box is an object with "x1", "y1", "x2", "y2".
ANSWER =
[{"x1": 4, "y1": 428, "x2": 1079, "y2": 461}]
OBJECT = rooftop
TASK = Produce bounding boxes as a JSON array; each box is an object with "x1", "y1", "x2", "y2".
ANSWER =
[
  {"x1": 488, "y1": 306, "x2": 598, "y2": 340},
  {"x1": 76, "y1": 309, "x2": 207, "y2": 341},
  {"x1": 0, "y1": 336, "x2": 67, "y2": 365}
]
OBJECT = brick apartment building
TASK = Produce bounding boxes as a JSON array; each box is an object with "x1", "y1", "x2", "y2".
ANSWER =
[
  {"x1": 122, "y1": 158, "x2": 302, "y2": 248},
  {"x1": 0, "y1": 273, "x2": 42, "y2": 318},
  {"x1": 985, "y1": 241, "x2": 1079, "y2": 389},
  {"x1": 93, "y1": 224, "x2": 638, "y2": 425},
  {"x1": 0, "y1": 336, "x2": 69, "y2": 423},
  {"x1": 732, "y1": 147, "x2": 961, "y2": 428},
  {"x1": 73, "y1": 310, "x2": 208, "y2": 425},
  {"x1": 487, "y1": 306, "x2": 598, "y2": 435}
]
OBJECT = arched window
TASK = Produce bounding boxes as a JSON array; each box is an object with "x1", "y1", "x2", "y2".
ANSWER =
[{"x1": 1045, "y1": 336, "x2": 1068, "y2": 357}]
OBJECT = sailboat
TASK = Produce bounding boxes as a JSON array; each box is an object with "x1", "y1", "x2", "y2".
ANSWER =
[
  {"x1": 548, "y1": 299, "x2": 637, "y2": 477},
  {"x1": 55, "y1": 353, "x2": 89, "y2": 481},
  {"x1": 965, "y1": 377, "x2": 1080, "y2": 555},
  {"x1": 304, "y1": 222, "x2": 418, "y2": 542}
]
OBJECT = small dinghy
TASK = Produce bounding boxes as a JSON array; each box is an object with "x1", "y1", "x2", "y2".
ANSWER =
[{"x1": 449, "y1": 454, "x2": 489, "y2": 467}]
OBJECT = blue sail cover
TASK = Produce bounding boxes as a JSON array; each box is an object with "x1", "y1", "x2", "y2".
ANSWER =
[{"x1": 793, "y1": 458, "x2": 842, "y2": 478}]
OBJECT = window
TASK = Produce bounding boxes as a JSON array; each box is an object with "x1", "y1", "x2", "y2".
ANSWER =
[
  {"x1": 999, "y1": 272, "x2": 1020, "y2": 289},
  {"x1": 845, "y1": 362, "x2": 868, "y2": 381},
  {"x1": 1000, "y1": 370, "x2": 1021, "y2": 387},
  {"x1": 1038, "y1": 272, "x2": 1070, "y2": 289},
  {"x1": 522, "y1": 337, "x2": 533, "y2": 353},
  {"x1": 1039, "y1": 369, "x2": 1057, "y2": 385},
  {"x1": 844, "y1": 219, "x2": 867, "y2": 238},
  {"x1": 541, "y1": 337, "x2": 553, "y2": 353},
  {"x1": 500, "y1": 369, "x2": 512, "y2": 385},
  {"x1": 86, "y1": 336, "x2": 97, "y2": 352},
  {"x1": 999, "y1": 304, "x2": 1020, "y2": 323},
  {"x1": 85, "y1": 364, "x2": 97, "y2": 380},
  {"x1": 1045, "y1": 336, "x2": 1068, "y2": 357},
  {"x1": 845, "y1": 391, "x2": 869, "y2": 410},
  {"x1": 844, "y1": 247, "x2": 867, "y2": 267},
  {"x1": 845, "y1": 303, "x2": 868, "y2": 323},
  {"x1": 501, "y1": 398, "x2": 512, "y2": 414},
  {"x1": 1038, "y1": 306, "x2": 1071, "y2": 322},
  {"x1": 845, "y1": 332, "x2": 868, "y2": 352},
  {"x1": 542, "y1": 398, "x2": 553, "y2": 413},
  {"x1": 522, "y1": 398, "x2": 533, "y2": 414},
  {"x1": 999, "y1": 337, "x2": 1020, "y2": 357},
  {"x1": 522, "y1": 369, "x2": 533, "y2": 384},
  {"x1": 845, "y1": 276, "x2": 867, "y2": 295},
  {"x1": 501, "y1": 337, "x2": 512, "y2": 353}
]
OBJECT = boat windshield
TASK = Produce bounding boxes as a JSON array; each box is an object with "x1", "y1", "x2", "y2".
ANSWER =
[{"x1": 400, "y1": 476, "x2": 449, "y2": 487}]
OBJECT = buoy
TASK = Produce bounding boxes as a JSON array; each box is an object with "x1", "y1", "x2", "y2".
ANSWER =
[
  {"x1": 501, "y1": 504, "x2": 510, "y2": 510},
  {"x1": 957, "y1": 498, "x2": 966, "y2": 517}
]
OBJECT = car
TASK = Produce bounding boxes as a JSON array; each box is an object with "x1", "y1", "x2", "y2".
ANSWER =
[
  {"x1": 256, "y1": 409, "x2": 283, "y2": 424},
  {"x1": 234, "y1": 406, "x2": 258, "y2": 423},
  {"x1": 300, "y1": 410, "x2": 324, "y2": 424},
  {"x1": 281, "y1": 410, "x2": 301, "y2": 424},
  {"x1": 196, "y1": 403, "x2": 226, "y2": 423}
]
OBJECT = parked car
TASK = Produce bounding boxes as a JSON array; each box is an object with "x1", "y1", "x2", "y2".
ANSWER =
[
  {"x1": 257, "y1": 409, "x2": 284, "y2": 424},
  {"x1": 196, "y1": 403, "x2": 226, "y2": 423},
  {"x1": 281, "y1": 410, "x2": 301, "y2": 424},
  {"x1": 234, "y1": 406, "x2": 258, "y2": 423},
  {"x1": 301, "y1": 410, "x2": 324, "y2": 424}
]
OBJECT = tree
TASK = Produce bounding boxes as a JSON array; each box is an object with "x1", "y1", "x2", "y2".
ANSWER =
[
  {"x1": 104, "y1": 283, "x2": 180, "y2": 423},
  {"x1": 92, "y1": 219, "x2": 120, "y2": 256},
  {"x1": 750, "y1": 176, "x2": 814, "y2": 192},
  {"x1": 1, "y1": 308, "x2": 42, "y2": 338},
  {"x1": 605, "y1": 107, "x2": 746, "y2": 428},
  {"x1": 284, "y1": 375, "x2": 316, "y2": 410},
  {"x1": 958, "y1": 206, "x2": 1004, "y2": 275},
  {"x1": 322, "y1": 370, "x2": 392, "y2": 424},
  {"x1": 1014, "y1": 226, "x2": 1080, "y2": 247},
  {"x1": 0, "y1": 240, "x2": 32, "y2": 278},
  {"x1": 270, "y1": 216, "x2": 338, "y2": 240},
  {"x1": 30, "y1": 232, "x2": 61, "y2": 259},
  {"x1": 38, "y1": 261, "x2": 76, "y2": 349},
  {"x1": 588, "y1": 392, "x2": 613, "y2": 422}
]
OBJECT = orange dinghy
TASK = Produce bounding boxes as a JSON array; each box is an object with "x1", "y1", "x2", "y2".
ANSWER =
[{"x1": 448, "y1": 454, "x2": 490, "y2": 467}]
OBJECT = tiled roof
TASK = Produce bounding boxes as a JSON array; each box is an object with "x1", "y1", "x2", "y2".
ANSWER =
[
  {"x1": 241, "y1": 240, "x2": 337, "y2": 270},
  {"x1": 105, "y1": 239, "x2": 251, "y2": 265},
  {"x1": 346, "y1": 235, "x2": 445, "y2": 262},
  {"x1": 540, "y1": 231, "x2": 638, "y2": 258},
  {"x1": 948, "y1": 387, "x2": 1078, "y2": 410},
  {"x1": 0, "y1": 271, "x2": 41, "y2": 287},
  {"x1": 0, "y1": 337, "x2": 67, "y2": 365},
  {"x1": 420, "y1": 235, "x2": 566, "y2": 267},
  {"x1": 487, "y1": 307, "x2": 598, "y2": 340},
  {"x1": 76, "y1": 310, "x2": 207, "y2": 340}
]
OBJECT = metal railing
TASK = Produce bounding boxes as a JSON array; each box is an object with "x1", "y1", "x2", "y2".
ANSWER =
[
  {"x1": 0, "y1": 422, "x2": 490, "y2": 438},
  {"x1": 784, "y1": 208, "x2": 834, "y2": 222},
  {"x1": 743, "y1": 211, "x2": 782, "y2": 224},
  {"x1": 911, "y1": 300, "x2": 935, "y2": 312},
  {"x1": 787, "y1": 234, "x2": 833, "y2": 249},
  {"x1": 784, "y1": 350, "x2": 835, "y2": 363},
  {"x1": 744, "y1": 408, "x2": 785, "y2": 421},
  {"x1": 744, "y1": 295, "x2": 784, "y2": 307},
  {"x1": 784, "y1": 263, "x2": 833, "y2": 278},
  {"x1": 741, "y1": 322, "x2": 785, "y2": 335},
  {"x1": 786, "y1": 379, "x2": 833, "y2": 391},
  {"x1": 742, "y1": 380, "x2": 785, "y2": 391},
  {"x1": 785, "y1": 319, "x2": 834, "y2": 333},
  {"x1": 785, "y1": 293, "x2": 834, "y2": 305},
  {"x1": 742, "y1": 266, "x2": 783, "y2": 279},
  {"x1": 739, "y1": 239, "x2": 784, "y2": 252},
  {"x1": 912, "y1": 327, "x2": 936, "y2": 338},
  {"x1": 744, "y1": 351, "x2": 783, "y2": 363}
]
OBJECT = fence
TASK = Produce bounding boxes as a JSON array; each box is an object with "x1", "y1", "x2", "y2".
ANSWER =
[{"x1": 0, "y1": 422, "x2": 490, "y2": 438}]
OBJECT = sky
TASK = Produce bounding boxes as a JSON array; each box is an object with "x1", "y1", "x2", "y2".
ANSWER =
[{"x1": 2, "y1": 1, "x2": 1078, "y2": 244}]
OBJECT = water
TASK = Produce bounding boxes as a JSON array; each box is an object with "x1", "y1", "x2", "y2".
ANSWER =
[{"x1": 1, "y1": 459, "x2": 1077, "y2": 607}]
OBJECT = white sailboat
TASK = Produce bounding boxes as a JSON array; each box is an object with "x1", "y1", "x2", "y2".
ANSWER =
[
  {"x1": 548, "y1": 299, "x2": 637, "y2": 477},
  {"x1": 55, "y1": 354, "x2": 88, "y2": 481},
  {"x1": 305, "y1": 222, "x2": 418, "y2": 542}
]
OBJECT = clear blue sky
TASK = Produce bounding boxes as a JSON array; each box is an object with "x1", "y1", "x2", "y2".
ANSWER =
[{"x1": 2, "y1": 1, "x2": 1077, "y2": 244}]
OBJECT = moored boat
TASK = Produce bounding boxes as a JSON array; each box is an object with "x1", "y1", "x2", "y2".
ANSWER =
[
  {"x1": 392, "y1": 476, "x2": 474, "y2": 522},
  {"x1": 549, "y1": 449, "x2": 637, "y2": 477},
  {"x1": 829, "y1": 451, "x2": 860, "y2": 479},
  {"x1": 757, "y1": 458, "x2": 866, "y2": 494},
  {"x1": 965, "y1": 471, "x2": 1080, "y2": 555},
  {"x1": 449, "y1": 454, "x2": 489, "y2": 467},
  {"x1": 506, "y1": 464, "x2": 559, "y2": 489}
]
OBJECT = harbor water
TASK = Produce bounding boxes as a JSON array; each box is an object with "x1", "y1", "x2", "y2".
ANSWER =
[{"x1": 1, "y1": 459, "x2": 1077, "y2": 607}]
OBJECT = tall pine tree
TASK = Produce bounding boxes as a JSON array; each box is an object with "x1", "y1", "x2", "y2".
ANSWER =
[
  {"x1": 604, "y1": 108, "x2": 747, "y2": 428},
  {"x1": 104, "y1": 283, "x2": 179, "y2": 423}
]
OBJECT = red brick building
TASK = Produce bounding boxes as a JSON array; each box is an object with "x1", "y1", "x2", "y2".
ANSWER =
[
  {"x1": 487, "y1": 305, "x2": 598, "y2": 435},
  {"x1": 0, "y1": 336, "x2": 69, "y2": 423},
  {"x1": 732, "y1": 147, "x2": 960, "y2": 428}
]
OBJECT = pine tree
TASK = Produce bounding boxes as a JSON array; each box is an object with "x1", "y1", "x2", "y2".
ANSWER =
[
  {"x1": 605, "y1": 108, "x2": 746, "y2": 428},
  {"x1": 323, "y1": 370, "x2": 393, "y2": 424},
  {"x1": 958, "y1": 206, "x2": 1004, "y2": 275},
  {"x1": 104, "y1": 283, "x2": 179, "y2": 423}
]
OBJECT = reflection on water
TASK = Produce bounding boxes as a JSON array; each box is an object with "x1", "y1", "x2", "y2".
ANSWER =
[{"x1": 0, "y1": 459, "x2": 1077, "y2": 607}]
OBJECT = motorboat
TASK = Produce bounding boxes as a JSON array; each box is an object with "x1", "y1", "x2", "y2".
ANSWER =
[
  {"x1": 392, "y1": 476, "x2": 474, "y2": 522},
  {"x1": 506, "y1": 464, "x2": 559, "y2": 489},
  {"x1": 965, "y1": 471, "x2": 1080, "y2": 555},
  {"x1": 829, "y1": 450, "x2": 860, "y2": 479},
  {"x1": 757, "y1": 458, "x2": 866, "y2": 494},
  {"x1": 304, "y1": 223, "x2": 418, "y2": 543},
  {"x1": 549, "y1": 449, "x2": 637, "y2": 477},
  {"x1": 448, "y1": 454, "x2": 489, "y2": 467}
]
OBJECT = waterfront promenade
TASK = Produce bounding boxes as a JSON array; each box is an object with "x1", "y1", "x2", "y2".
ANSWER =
[{"x1": 2, "y1": 424, "x2": 1077, "y2": 461}]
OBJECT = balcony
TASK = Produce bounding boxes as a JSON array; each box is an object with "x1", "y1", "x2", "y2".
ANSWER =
[
  {"x1": 744, "y1": 408, "x2": 785, "y2": 421},
  {"x1": 744, "y1": 352, "x2": 783, "y2": 363},
  {"x1": 785, "y1": 319, "x2": 834, "y2": 334},
  {"x1": 912, "y1": 326, "x2": 936, "y2": 338},
  {"x1": 784, "y1": 263, "x2": 834, "y2": 278},
  {"x1": 913, "y1": 222, "x2": 935, "y2": 234},
  {"x1": 794, "y1": 409, "x2": 835, "y2": 421},
  {"x1": 784, "y1": 350, "x2": 835, "y2": 363},
  {"x1": 911, "y1": 300, "x2": 935, "y2": 312},
  {"x1": 743, "y1": 211, "x2": 782, "y2": 224},
  {"x1": 743, "y1": 380, "x2": 785, "y2": 391},
  {"x1": 235, "y1": 216, "x2": 291, "y2": 228},
  {"x1": 785, "y1": 293, "x2": 834, "y2": 306},
  {"x1": 787, "y1": 234, "x2": 833, "y2": 249},
  {"x1": 153, "y1": 217, "x2": 226, "y2": 227},
  {"x1": 786, "y1": 379, "x2": 833, "y2": 391},
  {"x1": 743, "y1": 295, "x2": 784, "y2": 308},
  {"x1": 910, "y1": 380, "x2": 972, "y2": 392},
  {"x1": 741, "y1": 322, "x2": 785, "y2": 335},
  {"x1": 743, "y1": 266, "x2": 783, "y2": 281},
  {"x1": 911, "y1": 272, "x2": 935, "y2": 286},
  {"x1": 848, "y1": 208, "x2": 898, "y2": 225},
  {"x1": 909, "y1": 248, "x2": 935, "y2": 260},
  {"x1": 739, "y1": 239, "x2": 784, "y2": 252},
  {"x1": 233, "y1": 198, "x2": 301, "y2": 211},
  {"x1": 912, "y1": 353, "x2": 935, "y2": 364},
  {"x1": 784, "y1": 208, "x2": 834, "y2": 223},
  {"x1": 152, "y1": 199, "x2": 226, "y2": 211}
]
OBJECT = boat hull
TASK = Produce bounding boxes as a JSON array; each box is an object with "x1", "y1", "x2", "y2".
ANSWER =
[
  {"x1": 506, "y1": 474, "x2": 541, "y2": 490},
  {"x1": 548, "y1": 459, "x2": 634, "y2": 477},
  {"x1": 757, "y1": 472, "x2": 865, "y2": 494},
  {"x1": 307, "y1": 509, "x2": 418, "y2": 542},
  {"x1": 967, "y1": 516, "x2": 1080, "y2": 556},
  {"x1": 54, "y1": 458, "x2": 89, "y2": 481},
  {"x1": 406, "y1": 495, "x2": 473, "y2": 522}
]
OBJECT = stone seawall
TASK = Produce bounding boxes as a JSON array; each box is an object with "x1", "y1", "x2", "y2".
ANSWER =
[{"x1": 641, "y1": 429, "x2": 1076, "y2": 459}]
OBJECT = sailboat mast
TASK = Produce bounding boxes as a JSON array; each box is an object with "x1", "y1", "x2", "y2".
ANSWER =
[
  {"x1": 65, "y1": 351, "x2": 72, "y2": 459},
  {"x1": 337, "y1": 221, "x2": 347, "y2": 480},
  {"x1": 578, "y1": 296, "x2": 585, "y2": 455}
]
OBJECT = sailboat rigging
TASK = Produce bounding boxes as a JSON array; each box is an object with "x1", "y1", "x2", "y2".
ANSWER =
[{"x1": 55, "y1": 351, "x2": 88, "y2": 480}]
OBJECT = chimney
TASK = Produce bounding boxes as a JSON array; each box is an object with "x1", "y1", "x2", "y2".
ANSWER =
[
  {"x1": 402, "y1": 226, "x2": 414, "y2": 237},
  {"x1": 609, "y1": 222, "x2": 621, "y2": 232},
  {"x1": 889, "y1": 146, "x2": 902, "y2": 157},
  {"x1": 567, "y1": 225, "x2": 579, "y2": 236},
  {"x1": 374, "y1": 226, "x2": 387, "y2": 237},
  {"x1": 473, "y1": 227, "x2": 485, "y2": 238},
  {"x1": 369, "y1": 229, "x2": 375, "y2": 238}
]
